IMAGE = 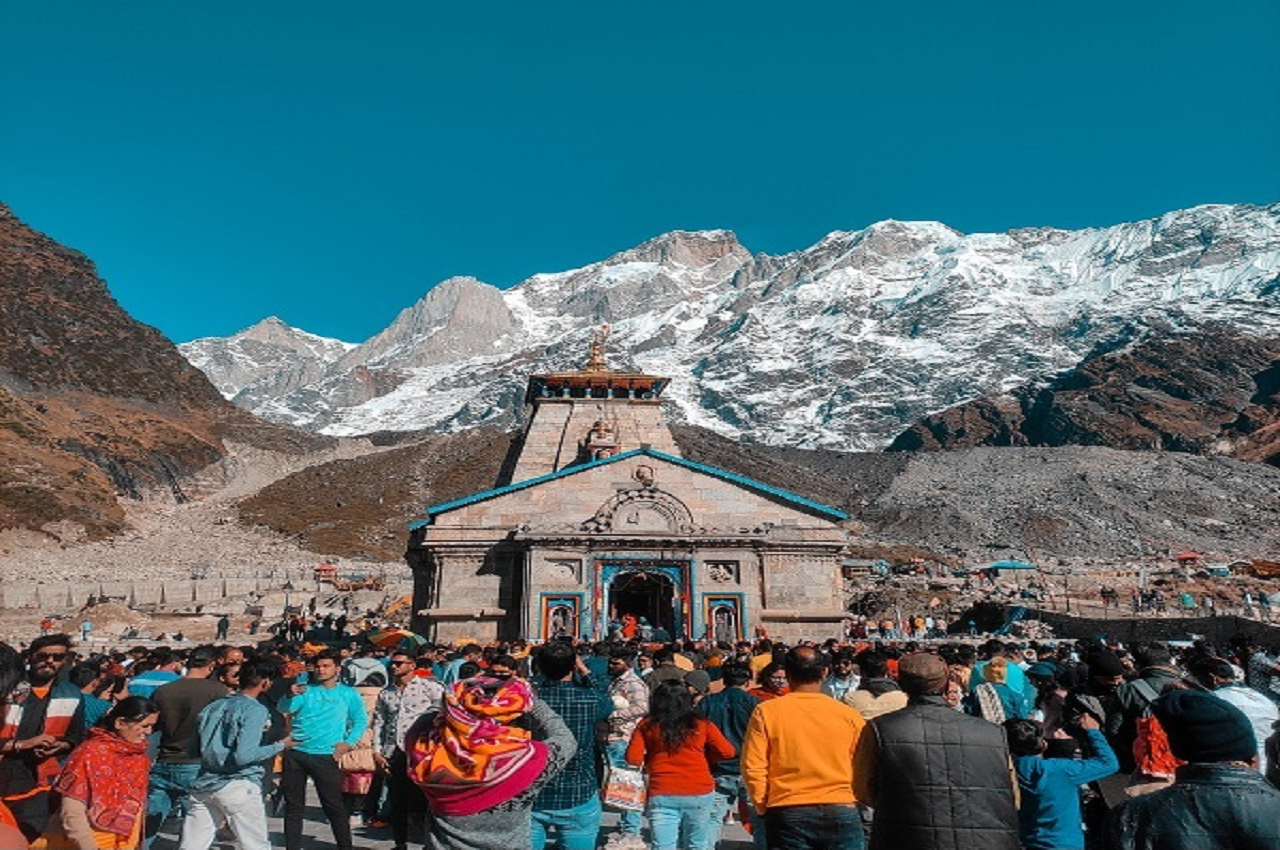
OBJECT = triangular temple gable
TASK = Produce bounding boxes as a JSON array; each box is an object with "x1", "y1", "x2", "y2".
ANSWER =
[{"x1": 421, "y1": 452, "x2": 844, "y2": 533}]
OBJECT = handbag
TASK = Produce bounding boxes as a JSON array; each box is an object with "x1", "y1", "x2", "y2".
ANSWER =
[
  {"x1": 602, "y1": 764, "x2": 647, "y2": 811},
  {"x1": 337, "y1": 743, "x2": 379, "y2": 774}
]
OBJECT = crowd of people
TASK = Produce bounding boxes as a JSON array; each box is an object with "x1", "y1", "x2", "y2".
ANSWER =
[{"x1": 0, "y1": 628, "x2": 1278, "y2": 850}]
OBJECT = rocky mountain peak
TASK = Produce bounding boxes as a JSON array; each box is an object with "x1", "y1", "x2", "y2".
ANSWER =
[
  {"x1": 613, "y1": 229, "x2": 747, "y2": 268},
  {"x1": 240, "y1": 315, "x2": 298, "y2": 340},
  {"x1": 0, "y1": 205, "x2": 225, "y2": 407},
  {"x1": 185, "y1": 203, "x2": 1280, "y2": 450},
  {"x1": 351, "y1": 276, "x2": 516, "y2": 369}
]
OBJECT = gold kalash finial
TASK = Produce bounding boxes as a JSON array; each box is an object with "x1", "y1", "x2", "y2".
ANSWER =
[{"x1": 585, "y1": 324, "x2": 610, "y2": 372}]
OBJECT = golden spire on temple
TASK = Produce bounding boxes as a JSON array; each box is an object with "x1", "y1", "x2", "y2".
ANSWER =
[{"x1": 585, "y1": 324, "x2": 610, "y2": 372}]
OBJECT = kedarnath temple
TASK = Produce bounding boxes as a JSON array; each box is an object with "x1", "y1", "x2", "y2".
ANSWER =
[{"x1": 406, "y1": 329, "x2": 851, "y2": 643}]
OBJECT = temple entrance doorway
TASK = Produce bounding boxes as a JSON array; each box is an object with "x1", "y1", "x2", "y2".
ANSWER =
[{"x1": 608, "y1": 570, "x2": 677, "y2": 640}]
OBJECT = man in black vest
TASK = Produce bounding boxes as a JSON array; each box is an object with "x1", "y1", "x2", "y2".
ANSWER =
[{"x1": 854, "y1": 652, "x2": 1019, "y2": 850}]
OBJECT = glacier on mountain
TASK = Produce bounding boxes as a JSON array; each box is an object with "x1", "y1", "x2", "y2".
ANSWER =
[{"x1": 179, "y1": 203, "x2": 1280, "y2": 450}]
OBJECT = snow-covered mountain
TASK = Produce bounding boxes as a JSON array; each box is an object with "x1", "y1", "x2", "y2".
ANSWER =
[
  {"x1": 180, "y1": 203, "x2": 1280, "y2": 450},
  {"x1": 179, "y1": 317, "x2": 354, "y2": 408}
]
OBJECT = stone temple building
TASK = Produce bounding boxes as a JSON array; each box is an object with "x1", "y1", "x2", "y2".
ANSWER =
[{"x1": 406, "y1": 331, "x2": 850, "y2": 644}]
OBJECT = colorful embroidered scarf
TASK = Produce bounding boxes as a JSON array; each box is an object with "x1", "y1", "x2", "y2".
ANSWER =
[
  {"x1": 53, "y1": 728, "x2": 150, "y2": 836},
  {"x1": 407, "y1": 676, "x2": 548, "y2": 815}
]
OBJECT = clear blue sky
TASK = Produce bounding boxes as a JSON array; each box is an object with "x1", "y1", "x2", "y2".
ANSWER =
[{"x1": 3, "y1": 2, "x2": 1277, "y2": 343}]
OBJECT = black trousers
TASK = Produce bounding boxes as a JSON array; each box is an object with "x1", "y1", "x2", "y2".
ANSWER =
[
  {"x1": 282, "y1": 748, "x2": 353, "y2": 850},
  {"x1": 387, "y1": 747, "x2": 428, "y2": 848}
]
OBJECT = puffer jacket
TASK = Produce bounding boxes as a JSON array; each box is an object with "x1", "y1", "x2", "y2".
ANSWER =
[
  {"x1": 1104, "y1": 763, "x2": 1280, "y2": 850},
  {"x1": 855, "y1": 694, "x2": 1019, "y2": 850}
]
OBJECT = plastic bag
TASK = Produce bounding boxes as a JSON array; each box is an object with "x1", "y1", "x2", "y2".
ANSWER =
[{"x1": 602, "y1": 765, "x2": 647, "y2": 812}]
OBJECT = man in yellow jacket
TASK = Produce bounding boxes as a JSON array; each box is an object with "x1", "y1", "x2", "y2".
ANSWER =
[{"x1": 741, "y1": 646, "x2": 868, "y2": 849}]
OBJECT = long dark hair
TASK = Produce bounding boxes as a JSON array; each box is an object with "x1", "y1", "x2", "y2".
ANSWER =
[
  {"x1": 99, "y1": 696, "x2": 158, "y2": 731},
  {"x1": 648, "y1": 679, "x2": 699, "y2": 751},
  {"x1": 0, "y1": 642, "x2": 21, "y2": 705}
]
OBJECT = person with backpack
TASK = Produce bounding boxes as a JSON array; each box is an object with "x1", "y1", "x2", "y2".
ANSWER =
[
  {"x1": 1113, "y1": 644, "x2": 1184, "y2": 773},
  {"x1": 180, "y1": 661, "x2": 293, "y2": 850},
  {"x1": 1005, "y1": 713, "x2": 1118, "y2": 850},
  {"x1": 1126, "y1": 680, "x2": 1192, "y2": 797}
]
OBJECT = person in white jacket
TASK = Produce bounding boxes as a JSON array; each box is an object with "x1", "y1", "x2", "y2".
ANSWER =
[{"x1": 1187, "y1": 655, "x2": 1279, "y2": 774}]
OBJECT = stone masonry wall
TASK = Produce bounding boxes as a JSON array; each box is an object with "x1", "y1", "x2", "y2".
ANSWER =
[
  {"x1": 1033, "y1": 609, "x2": 1280, "y2": 647},
  {"x1": 1, "y1": 578, "x2": 267, "y2": 610}
]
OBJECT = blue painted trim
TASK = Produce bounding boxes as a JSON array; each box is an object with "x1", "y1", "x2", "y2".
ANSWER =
[
  {"x1": 409, "y1": 447, "x2": 848, "y2": 528},
  {"x1": 645, "y1": 450, "x2": 849, "y2": 522}
]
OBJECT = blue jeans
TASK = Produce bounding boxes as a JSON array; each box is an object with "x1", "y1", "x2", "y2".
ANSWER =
[
  {"x1": 709, "y1": 775, "x2": 765, "y2": 850},
  {"x1": 763, "y1": 803, "x2": 865, "y2": 850},
  {"x1": 648, "y1": 792, "x2": 714, "y2": 850},
  {"x1": 145, "y1": 761, "x2": 201, "y2": 848},
  {"x1": 605, "y1": 740, "x2": 642, "y2": 835},
  {"x1": 532, "y1": 795, "x2": 602, "y2": 850}
]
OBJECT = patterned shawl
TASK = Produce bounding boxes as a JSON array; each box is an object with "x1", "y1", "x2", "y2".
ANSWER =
[
  {"x1": 407, "y1": 676, "x2": 548, "y2": 815},
  {"x1": 53, "y1": 728, "x2": 150, "y2": 836}
]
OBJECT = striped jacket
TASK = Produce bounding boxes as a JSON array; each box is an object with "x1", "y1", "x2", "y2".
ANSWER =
[{"x1": 0, "y1": 678, "x2": 85, "y2": 799}]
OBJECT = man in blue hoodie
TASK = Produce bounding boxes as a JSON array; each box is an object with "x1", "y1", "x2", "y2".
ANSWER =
[
  {"x1": 1005, "y1": 713, "x2": 1118, "y2": 850},
  {"x1": 182, "y1": 661, "x2": 292, "y2": 850}
]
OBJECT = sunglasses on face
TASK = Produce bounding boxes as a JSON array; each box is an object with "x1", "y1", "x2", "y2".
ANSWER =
[{"x1": 33, "y1": 652, "x2": 68, "y2": 663}]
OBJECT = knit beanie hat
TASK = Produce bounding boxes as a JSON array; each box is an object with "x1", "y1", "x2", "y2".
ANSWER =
[
  {"x1": 1089, "y1": 650, "x2": 1125, "y2": 678},
  {"x1": 1025, "y1": 661, "x2": 1059, "y2": 681},
  {"x1": 684, "y1": 669, "x2": 711, "y2": 695},
  {"x1": 898, "y1": 653, "x2": 948, "y2": 695},
  {"x1": 1152, "y1": 690, "x2": 1257, "y2": 764}
]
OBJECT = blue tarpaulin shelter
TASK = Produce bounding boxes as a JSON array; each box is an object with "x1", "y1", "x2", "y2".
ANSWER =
[{"x1": 985, "y1": 560, "x2": 1039, "y2": 570}]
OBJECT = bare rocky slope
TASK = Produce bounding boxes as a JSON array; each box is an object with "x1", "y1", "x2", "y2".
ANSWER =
[
  {"x1": 0, "y1": 202, "x2": 333, "y2": 544},
  {"x1": 675, "y1": 426, "x2": 1280, "y2": 564},
  {"x1": 888, "y1": 327, "x2": 1280, "y2": 466},
  {"x1": 238, "y1": 428, "x2": 517, "y2": 562},
  {"x1": 230, "y1": 424, "x2": 1280, "y2": 567}
]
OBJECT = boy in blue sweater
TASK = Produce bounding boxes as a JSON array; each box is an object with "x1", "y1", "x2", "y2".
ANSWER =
[
  {"x1": 183, "y1": 661, "x2": 292, "y2": 850},
  {"x1": 1005, "y1": 714, "x2": 1118, "y2": 850}
]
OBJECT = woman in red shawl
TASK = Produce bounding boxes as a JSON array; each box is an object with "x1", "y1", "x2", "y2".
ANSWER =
[{"x1": 35, "y1": 696, "x2": 157, "y2": 850}]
